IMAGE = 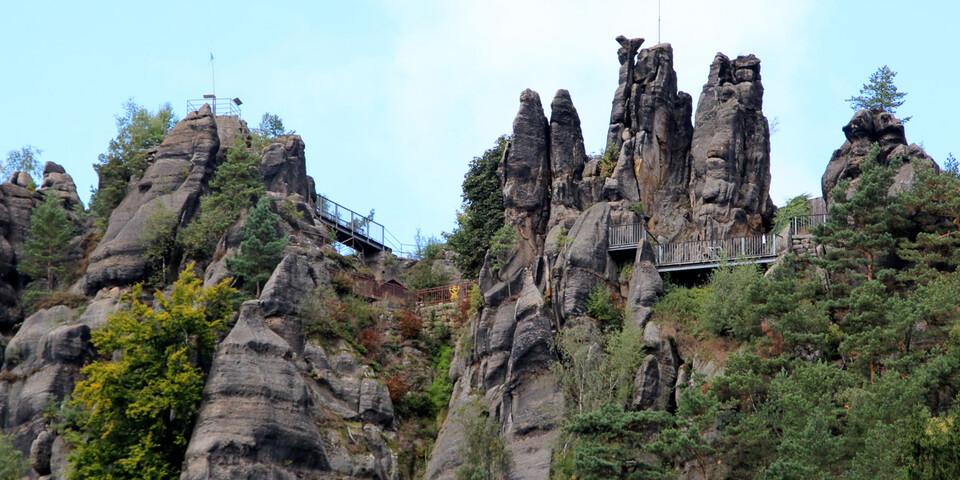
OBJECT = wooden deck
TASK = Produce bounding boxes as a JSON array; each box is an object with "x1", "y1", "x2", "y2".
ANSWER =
[{"x1": 609, "y1": 224, "x2": 782, "y2": 272}]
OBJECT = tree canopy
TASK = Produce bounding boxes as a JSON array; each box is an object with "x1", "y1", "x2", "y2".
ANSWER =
[
  {"x1": 64, "y1": 267, "x2": 237, "y2": 480},
  {"x1": 90, "y1": 101, "x2": 177, "y2": 224},
  {"x1": 446, "y1": 136, "x2": 508, "y2": 276},
  {"x1": 226, "y1": 197, "x2": 288, "y2": 296},
  {"x1": 19, "y1": 194, "x2": 76, "y2": 290},
  {"x1": 1, "y1": 145, "x2": 43, "y2": 183},
  {"x1": 847, "y1": 65, "x2": 908, "y2": 117}
]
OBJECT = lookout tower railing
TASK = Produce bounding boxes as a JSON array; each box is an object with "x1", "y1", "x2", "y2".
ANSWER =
[
  {"x1": 608, "y1": 223, "x2": 781, "y2": 272},
  {"x1": 186, "y1": 96, "x2": 242, "y2": 117}
]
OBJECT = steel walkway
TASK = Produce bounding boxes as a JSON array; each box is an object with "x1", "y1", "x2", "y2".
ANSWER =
[
  {"x1": 316, "y1": 195, "x2": 390, "y2": 256},
  {"x1": 608, "y1": 215, "x2": 828, "y2": 272}
]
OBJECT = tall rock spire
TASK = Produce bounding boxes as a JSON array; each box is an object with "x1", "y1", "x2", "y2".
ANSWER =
[{"x1": 688, "y1": 53, "x2": 775, "y2": 239}]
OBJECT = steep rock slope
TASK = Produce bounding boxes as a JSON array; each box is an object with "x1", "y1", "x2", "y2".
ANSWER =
[
  {"x1": 85, "y1": 105, "x2": 221, "y2": 293},
  {"x1": 426, "y1": 36, "x2": 775, "y2": 480}
]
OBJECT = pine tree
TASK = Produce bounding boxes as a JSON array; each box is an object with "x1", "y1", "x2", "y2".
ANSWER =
[
  {"x1": 227, "y1": 197, "x2": 288, "y2": 295},
  {"x1": 446, "y1": 136, "x2": 508, "y2": 276},
  {"x1": 19, "y1": 194, "x2": 76, "y2": 290},
  {"x1": 847, "y1": 65, "x2": 908, "y2": 118}
]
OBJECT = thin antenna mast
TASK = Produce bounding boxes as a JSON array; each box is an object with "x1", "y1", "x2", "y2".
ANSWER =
[
  {"x1": 658, "y1": 0, "x2": 661, "y2": 43},
  {"x1": 210, "y1": 52, "x2": 216, "y2": 97}
]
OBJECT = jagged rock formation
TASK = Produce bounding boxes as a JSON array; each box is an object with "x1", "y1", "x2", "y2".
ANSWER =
[
  {"x1": 689, "y1": 53, "x2": 776, "y2": 239},
  {"x1": 85, "y1": 105, "x2": 221, "y2": 293},
  {"x1": 183, "y1": 252, "x2": 398, "y2": 480},
  {"x1": 39, "y1": 162, "x2": 82, "y2": 212},
  {"x1": 601, "y1": 36, "x2": 774, "y2": 242},
  {"x1": 261, "y1": 135, "x2": 316, "y2": 201},
  {"x1": 0, "y1": 180, "x2": 40, "y2": 329},
  {"x1": 427, "y1": 36, "x2": 776, "y2": 480},
  {"x1": 822, "y1": 108, "x2": 937, "y2": 203},
  {"x1": 0, "y1": 289, "x2": 120, "y2": 464}
]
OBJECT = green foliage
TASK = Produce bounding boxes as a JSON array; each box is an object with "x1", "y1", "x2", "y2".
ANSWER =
[
  {"x1": 487, "y1": 224, "x2": 518, "y2": 274},
  {"x1": 817, "y1": 144, "x2": 905, "y2": 282},
  {"x1": 0, "y1": 432, "x2": 27, "y2": 480},
  {"x1": 562, "y1": 403, "x2": 674, "y2": 480},
  {"x1": 585, "y1": 283, "x2": 623, "y2": 328},
  {"x1": 456, "y1": 398, "x2": 510, "y2": 480},
  {"x1": 179, "y1": 138, "x2": 264, "y2": 261},
  {"x1": 426, "y1": 345, "x2": 454, "y2": 414},
  {"x1": 467, "y1": 283, "x2": 483, "y2": 319},
  {"x1": 141, "y1": 204, "x2": 178, "y2": 287},
  {"x1": 2, "y1": 145, "x2": 43, "y2": 182},
  {"x1": 773, "y1": 193, "x2": 812, "y2": 233},
  {"x1": 651, "y1": 284, "x2": 707, "y2": 331},
  {"x1": 944, "y1": 153, "x2": 959, "y2": 177},
  {"x1": 701, "y1": 264, "x2": 763, "y2": 340},
  {"x1": 627, "y1": 202, "x2": 645, "y2": 218},
  {"x1": 227, "y1": 197, "x2": 288, "y2": 295},
  {"x1": 553, "y1": 323, "x2": 645, "y2": 414},
  {"x1": 846, "y1": 65, "x2": 908, "y2": 117},
  {"x1": 258, "y1": 112, "x2": 290, "y2": 138},
  {"x1": 404, "y1": 260, "x2": 451, "y2": 290},
  {"x1": 91, "y1": 101, "x2": 176, "y2": 225},
  {"x1": 446, "y1": 136, "x2": 507, "y2": 276},
  {"x1": 19, "y1": 194, "x2": 76, "y2": 290},
  {"x1": 599, "y1": 143, "x2": 618, "y2": 178},
  {"x1": 64, "y1": 267, "x2": 237, "y2": 480}
]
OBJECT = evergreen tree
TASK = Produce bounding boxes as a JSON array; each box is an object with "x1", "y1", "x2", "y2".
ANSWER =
[
  {"x1": 446, "y1": 136, "x2": 508, "y2": 276},
  {"x1": 65, "y1": 268, "x2": 236, "y2": 480},
  {"x1": 0, "y1": 433, "x2": 27, "y2": 480},
  {"x1": 90, "y1": 101, "x2": 177, "y2": 225},
  {"x1": 847, "y1": 65, "x2": 908, "y2": 118},
  {"x1": 227, "y1": 197, "x2": 288, "y2": 295},
  {"x1": 178, "y1": 138, "x2": 264, "y2": 261},
  {"x1": 1, "y1": 145, "x2": 43, "y2": 183},
  {"x1": 816, "y1": 144, "x2": 905, "y2": 282},
  {"x1": 19, "y1": 194, "x2": 76, "y2": 290}
]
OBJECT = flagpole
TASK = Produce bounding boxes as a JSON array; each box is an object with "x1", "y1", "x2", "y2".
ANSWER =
[
  {"x1": 210, "y1": 53, "x2": 216, "y2": 95},
  {"x1": 658, "y1": 0, "x2": 661, "y2": 43}
]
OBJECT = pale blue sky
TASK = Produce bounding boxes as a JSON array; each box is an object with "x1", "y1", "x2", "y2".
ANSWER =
[{"x1": 2, "y1": 1, "x2": 957, "y2": 247}]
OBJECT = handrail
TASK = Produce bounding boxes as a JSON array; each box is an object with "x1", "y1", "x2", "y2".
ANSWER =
[
  {"x1": 413, "y1": 281, "x2": 476, "y2": 306},
  {"x1": 316, "y1": 194, "x2": 386, "y2": 250},
  {"x1": 186, "y1": 98, "x2": 241, "y2": 117},
  {"x1": 789, "y1": 214, "x2": 828, "y2": 236}
]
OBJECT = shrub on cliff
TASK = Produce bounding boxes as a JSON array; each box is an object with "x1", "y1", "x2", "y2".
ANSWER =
[
  {"x1": 0, "y1": 433, "x2": 27, "y2": 480},
  {"x1": 90, "y1": 101, "x2": 176, "y2": 225},
  {"x1": 64, "y1": 267, "x2": 237, "y2": 480},
  {"x1": 1, "y1": 145, "x2": 43, "y2": 183},
  {"x1": 447, "y1": 136, "x2": 508, "y2": 277},
  {"x1": 179, "y1": 138, "x2": 264, "y2": 261}
]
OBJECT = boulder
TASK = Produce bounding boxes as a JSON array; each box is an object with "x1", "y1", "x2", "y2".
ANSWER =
[
  {"x1": 822, "y1": 109, "x2": 937, "y2": 204},
  {"x1": 626, "y1": 239, "x2": 663, "y2": 328},
  {"x1": 261, "y1": 135, "x2": 315, "y2": 200},
  {"x1": 85, "y1": 105, "x2": 220, "y2": 293},
  {"x1": 39, "y1": 161, "x2": 82, "y2": 211}
]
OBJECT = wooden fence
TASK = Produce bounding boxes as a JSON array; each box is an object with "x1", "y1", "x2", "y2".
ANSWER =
[{"x1": 414, "y1": 282, "x2": 475, "y2": 306}]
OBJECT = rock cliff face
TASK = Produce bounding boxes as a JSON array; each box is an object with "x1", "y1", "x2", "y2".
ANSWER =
[
  {"x1": 688, "y1": 53, "x2": 775, "y2": 239},
  {"x1": 426, "y1": 36, "x2": 774, "y2": 480},
  {"x1": 822, "y1": 108, "x2": 937, "y2": 204},
  {"x1": 85, "y1": 105, "x2": 221, "y2": 293},
  {"x1": 601, "y1": 37, "x2": 774, "y2": 242}
]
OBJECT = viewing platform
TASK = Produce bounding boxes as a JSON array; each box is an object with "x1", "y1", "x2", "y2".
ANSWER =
[
  {"x1": 315, "y1": 194, "x2": 390, "y2": 256},
  {"x1": 608, "y1": 214, "x2": 828, "y2": 272}
]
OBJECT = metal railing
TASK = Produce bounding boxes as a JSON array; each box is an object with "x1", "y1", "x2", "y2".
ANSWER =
[
  {"x1": 414, "y1": 282, "x2": 475, "y2": 306},
  {"x1": 352, "y1": 275, "x2": 409, "y2": 302},
  {"x1": 652, "y1": 233, "x2": 778, "y2": 268},
  {"x1": 316, "y1": 194, "x2": 386, "y2": 251},
  {"x1": 609, "y1": 223, "x2": 648, "y2": 251},
  {"x1": 789, "y1": 214, "x2": 828, "y2": 236},
  {"x1": 186, "y1": 97, "x2": 241, "y2": 117}
]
